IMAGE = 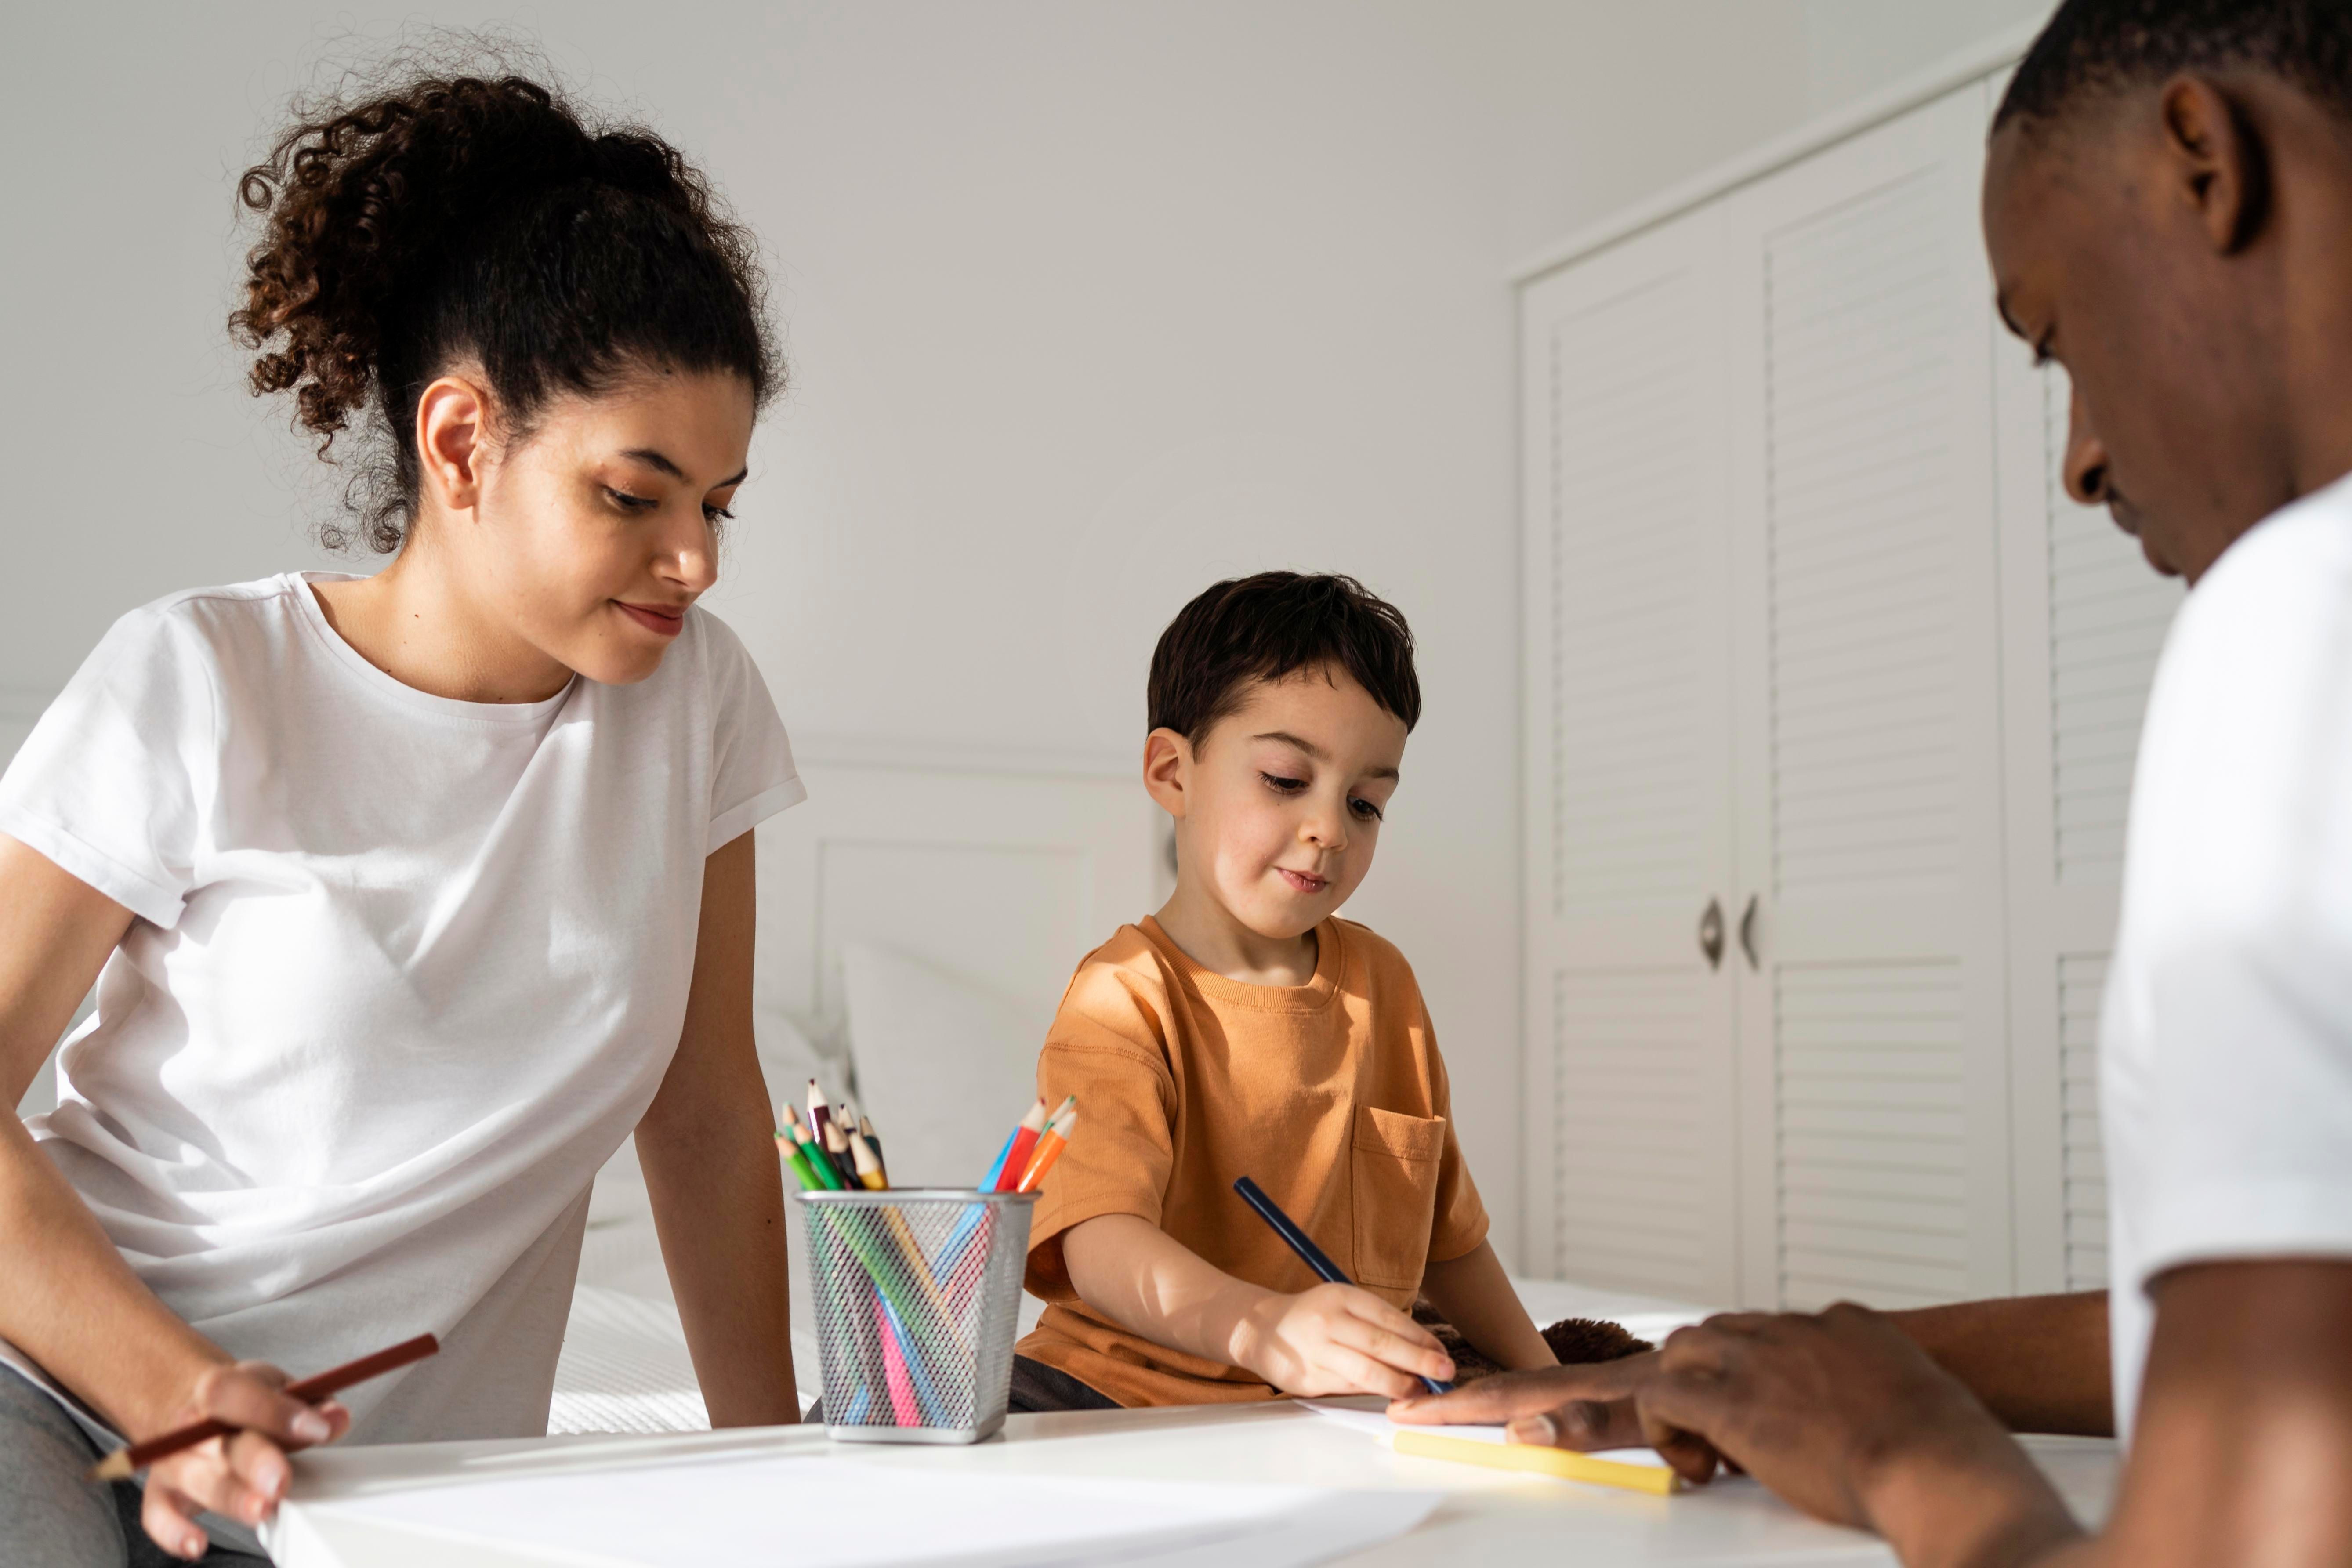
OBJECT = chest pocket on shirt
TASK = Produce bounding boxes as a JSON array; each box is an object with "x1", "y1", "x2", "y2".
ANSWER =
[{"x1": 1351, "y1": 1105, "x2": 1446, "y2": 1290}]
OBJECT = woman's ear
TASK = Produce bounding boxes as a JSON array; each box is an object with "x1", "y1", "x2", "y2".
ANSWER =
[
  {"x1": 413, "y1": 374, "x2": 493, "y2": 514},
  {"x1": 1142, "y1": 728, "x2": 1192, "y2": 822},
  {"x1": 2160, "y1": 74, "x2": 2271, "y2": 254}
]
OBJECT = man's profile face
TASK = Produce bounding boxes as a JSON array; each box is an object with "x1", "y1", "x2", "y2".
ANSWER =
[{"x1": 1984, "y1": 113, "x2": 2210, "y2": 581}]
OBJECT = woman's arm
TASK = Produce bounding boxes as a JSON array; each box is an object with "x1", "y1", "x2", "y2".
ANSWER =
[
  {"x1": 1061, "y1": 1212, "x2": 1456, "y2": 1398},
  {"x1": 1417, "y1": 1239, "x2": 1555, "y2": 1372},
  {"x1": 0, "y1": 835, "x2": 342, "y2": 1557},
  {"x1": 635, "y1": 832, "x2": 799, "y2": 1426}
]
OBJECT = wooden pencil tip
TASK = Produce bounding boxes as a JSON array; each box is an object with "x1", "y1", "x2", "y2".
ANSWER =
[{"x1": 88, "y1": 1450, "x2": 133, "y2": 1483}]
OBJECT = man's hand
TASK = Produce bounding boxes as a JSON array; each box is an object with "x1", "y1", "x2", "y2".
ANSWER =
[
  {"x1": 1233, "y1": 1282, "x2": 1455, "y2": 1398},
  {"x1": 137, "y1": 1362, "x2": 351, "y2": 1561},
  {"x1": 1389, "y1": 1350, "x2": 1659, "y2": 1452},
  {"x1": 1633, "y1": 1306, "x2": 2083, "y2": 1564}
]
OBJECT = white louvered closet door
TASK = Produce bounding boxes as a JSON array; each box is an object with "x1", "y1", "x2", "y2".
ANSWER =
[
  {"x1": 1520, "y1": 206, "x2": 1740, "y2": 1304},
  {"x1": 1723, "y1": 84, "x2": 2013, "y2": 1311},
  {"x1": 1995, "y1": 341, "x2": 2184, "y2": 1295}
]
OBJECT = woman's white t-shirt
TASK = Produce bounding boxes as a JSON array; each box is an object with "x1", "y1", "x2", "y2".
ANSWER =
[
  {"x1": 2102, "y1": 472, "x2": 2352, "y2": 1441},
  {"x1": 0, "y1": 572, "x2": 803, "y2": 1443}
]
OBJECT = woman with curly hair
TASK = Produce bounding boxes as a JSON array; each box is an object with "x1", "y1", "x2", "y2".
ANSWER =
[{"x1": 0, "y1": 70, "x2": 802, "y2": 1563}]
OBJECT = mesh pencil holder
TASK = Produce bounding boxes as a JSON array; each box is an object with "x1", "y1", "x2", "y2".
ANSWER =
[{"x1": 794, "y1": 1188, "x2": 1036, "y2": 1444}]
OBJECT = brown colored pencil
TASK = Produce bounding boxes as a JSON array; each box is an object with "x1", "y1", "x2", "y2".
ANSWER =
[{"x1": 87, "y1": 1333, "x2": 439, "y2": 1481}]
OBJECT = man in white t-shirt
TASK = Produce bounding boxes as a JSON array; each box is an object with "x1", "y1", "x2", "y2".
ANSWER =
[{"x1": 1395, "y1": 2, "x2": 2352, "y2": 1561}]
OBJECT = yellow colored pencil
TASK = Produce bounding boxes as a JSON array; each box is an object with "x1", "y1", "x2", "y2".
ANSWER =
[{"x1": 1390, "y1": 1430, "x2": 1680, "y2": 1496}]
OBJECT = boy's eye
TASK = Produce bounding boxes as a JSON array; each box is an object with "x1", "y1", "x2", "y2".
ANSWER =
[
  {"x1": 1259, "y1": 772, "x2": 1307, "y2": 794},
  {"x1": 1349, "y1": 797, "x2": 1384, "y2": 822}
]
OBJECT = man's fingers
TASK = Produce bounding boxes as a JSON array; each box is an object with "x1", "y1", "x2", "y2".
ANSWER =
[
  {"x1": 1635, "y1": 1360, "x2": 1736, "y2": 1485},
  {"x1": 1389, "y1": 1354, "x2": 1655, "y2": 1424},
  {"x1": 140, "y1": 1480, "x2": 210, "y2": 1562},
  {"x1": 193, "y1": 1362, "x2": 332, "y2": 1446},
  {"x1": 1501, "y1": 1395, "x2": 1646, "y2": 1451}
]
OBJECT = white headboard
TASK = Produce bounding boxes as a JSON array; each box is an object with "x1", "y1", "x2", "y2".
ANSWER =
[{"x1": 752, "y1": 737, "x2": 1167, "y2": 1057}]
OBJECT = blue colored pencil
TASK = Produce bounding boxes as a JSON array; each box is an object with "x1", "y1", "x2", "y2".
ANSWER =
[{"x1": 1232, "y1": 1175, "x2": 1453, "y2": 1396}]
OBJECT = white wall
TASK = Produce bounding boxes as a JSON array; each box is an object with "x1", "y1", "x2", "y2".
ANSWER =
[{"x1": 4, "y1": 0, "x2": 2054, "y2": 1260}]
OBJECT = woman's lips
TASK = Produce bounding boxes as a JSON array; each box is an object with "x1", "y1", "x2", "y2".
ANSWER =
[
  {"x1": 617, "y1": 601, "x2": 686, "y2": 637},
  {"x1": 1278, "y1": 868, "x2": 1329, "y2": 894}
]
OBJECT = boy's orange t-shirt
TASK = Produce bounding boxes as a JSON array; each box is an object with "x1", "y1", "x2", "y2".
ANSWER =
[{"x1": 1017, "y1": 914, "x2": 1488, "y2": 1407}]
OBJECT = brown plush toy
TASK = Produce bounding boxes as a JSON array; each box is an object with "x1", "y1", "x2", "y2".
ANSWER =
[{"x1": 1411, "y1": 1300, "x2": 1653, "y2": 1383}]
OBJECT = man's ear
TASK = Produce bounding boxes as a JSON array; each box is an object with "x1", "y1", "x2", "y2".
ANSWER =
[
  {"x1": 413, "y1": 374, "x2": 493, "y2": 514},
  {"x1": 1142, "y1": 728, "x2": 1192, "y2": 821},
  {"x1": 2159, "y1": 74, "x2": 2271, "y2": 254}
]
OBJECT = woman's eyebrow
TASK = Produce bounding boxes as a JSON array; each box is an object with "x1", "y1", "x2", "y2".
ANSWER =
[{"x1": 619, "y1": 447, "x2": 749, "y2": 488}]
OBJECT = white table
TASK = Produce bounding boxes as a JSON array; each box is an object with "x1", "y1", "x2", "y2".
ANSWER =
[{"x1": 270, "y1": 1400, "x2": 2117, "y2": 1567}]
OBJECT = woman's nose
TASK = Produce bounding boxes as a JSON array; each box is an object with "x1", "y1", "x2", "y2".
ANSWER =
[{"x1": 665, "y1": 518, "x2": 720, "y2": 593}]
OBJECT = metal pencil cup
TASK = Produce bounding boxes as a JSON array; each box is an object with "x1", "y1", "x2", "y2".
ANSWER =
[{"x1": 794, "y1": 1188, "x2": 1036, "y2": 1444}]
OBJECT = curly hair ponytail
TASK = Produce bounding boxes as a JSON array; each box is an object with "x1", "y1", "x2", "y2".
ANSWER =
[{"x1": 232, "y1": 72, "x2": 778, "y2": 553}]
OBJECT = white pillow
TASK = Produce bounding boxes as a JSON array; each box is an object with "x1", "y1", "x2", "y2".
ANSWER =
[{"x1": 840, "y1": 943, "x2": 1053, "y2": 1188}]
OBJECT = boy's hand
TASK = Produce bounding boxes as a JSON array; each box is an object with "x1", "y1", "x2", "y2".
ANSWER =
[{"x1": 1233, "y1": 1283, "x2": 1456, "y2": 1398}]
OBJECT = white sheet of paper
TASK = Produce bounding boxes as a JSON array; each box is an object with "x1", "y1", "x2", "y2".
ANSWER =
[
  {"x1": 287, "y1": 1452, "x2": 1440, "y2": 1568},
  {"x1": 1297, "y1": 1398, "x2": 1671, "y2": 1468}
]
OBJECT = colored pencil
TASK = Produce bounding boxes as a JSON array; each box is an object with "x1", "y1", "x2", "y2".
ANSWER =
[
  {"x1": 87, "y1": 1334, "x2": 440, "y2": 1481},
  {"x1": 789, "y1": 1115, "x2": 847, "y2": 1191},
  {"x1": 823, "y1": 1119, "x2": 861, "y2": 1188},
  {"x1": 1232, "y1": 1175, "x2": 1451, "y2": 1396},
  {"x1": 875, "y1": 1288, "x2": 922, "y2": 1426},
  {"x1": 857, "y1": 1114, "x2": 884, "y2": 1173},
  {"x1": 849, "y1": 1131, "x2": 888, "y2": 1191},
  {"x1": 1015, "y1": 1106, "x2": 1079, "y2": 1193},
  {"x1": 875, "y1": 1291, "x2": 951, "y2": 1426},
  {"x1": 776, "y1": 1132, "x2": 823, "y2": 1192},
  {"x1": 977, "y1": 1125, "x2": 1020, "y2": 1193},
  {"x1": 992, "y1": 1098, "x2": 1055, "y2": 1193},
  {"x1": 807, "y1": 1082, "x2": 857, "y2": 1185}
]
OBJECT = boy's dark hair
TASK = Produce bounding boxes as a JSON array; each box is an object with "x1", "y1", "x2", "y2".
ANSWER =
[
  {"x1": 1995, "y1": 0, "x2": 2352, "y2": 137},
  {"x1": 1148, "y1": 572, "x2": 1421, "y2": 745}
]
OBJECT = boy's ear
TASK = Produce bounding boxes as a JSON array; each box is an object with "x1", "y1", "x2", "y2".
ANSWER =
[{"x1": 1142, "y1": 728, "x2": 1192, "y2": 820}]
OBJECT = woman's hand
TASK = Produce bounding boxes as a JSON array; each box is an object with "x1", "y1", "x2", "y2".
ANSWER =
[
  {"x1": 1388, "y1": 1349, "x2": 1663, "y2": 1452},
  {"x1": 1233, "y1": 1283, "x2": 1455, "y2": 1398},
  {"x1": 136, "y1": 1362, "x2": 350, "y2": 1561}
]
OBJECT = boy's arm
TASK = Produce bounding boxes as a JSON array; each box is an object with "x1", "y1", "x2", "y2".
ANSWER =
[
  {"x1": 1061, "y1": 1213, "x2": 1457, "y2": 1399},
  {"x1": 1418, "y1": 1239, "x2": 1556, "y2": 1372}
]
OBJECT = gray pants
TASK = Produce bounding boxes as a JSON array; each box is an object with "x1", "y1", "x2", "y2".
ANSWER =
[{"x1": 0, "y1": 1367, "x2": 270, "y2": 1567}]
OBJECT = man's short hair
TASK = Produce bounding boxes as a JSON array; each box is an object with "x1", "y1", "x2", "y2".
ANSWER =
[
  {"x1": 1996, "y1": 0, "x2": 2352, "y2": 136},
  {"x1": 1148, "y1": 572, "x2": 1421, "y2": 745}
]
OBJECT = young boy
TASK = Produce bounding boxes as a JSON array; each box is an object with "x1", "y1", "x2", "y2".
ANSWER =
[{"x1": 1013, "y1": 572, "x2": 1554, "y2": 1410}]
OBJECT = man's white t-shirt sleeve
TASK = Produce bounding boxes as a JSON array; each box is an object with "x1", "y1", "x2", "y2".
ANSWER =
[
  {"x1": 0, "y1": 603, "x2": 211, "y2": 929},
  {"x1": 699, "y1": 612, "x2": 805, "y2": 853},
  {"x1": 2116, "y1": 505, "x2": 2352, "y2": 1291}
]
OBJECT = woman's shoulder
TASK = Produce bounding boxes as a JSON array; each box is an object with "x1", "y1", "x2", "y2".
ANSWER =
[{"x1": 66, "y1": 572, "x2": 317, "y2": 703}]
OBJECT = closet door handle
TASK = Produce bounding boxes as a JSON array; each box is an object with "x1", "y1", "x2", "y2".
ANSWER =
[
  {"x1": 1698, "y1": 898, "x2": 1725, "y2": 970},
  {"x1": 1738, "y1": 894, "x2": 1760, "y2": 970}
]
